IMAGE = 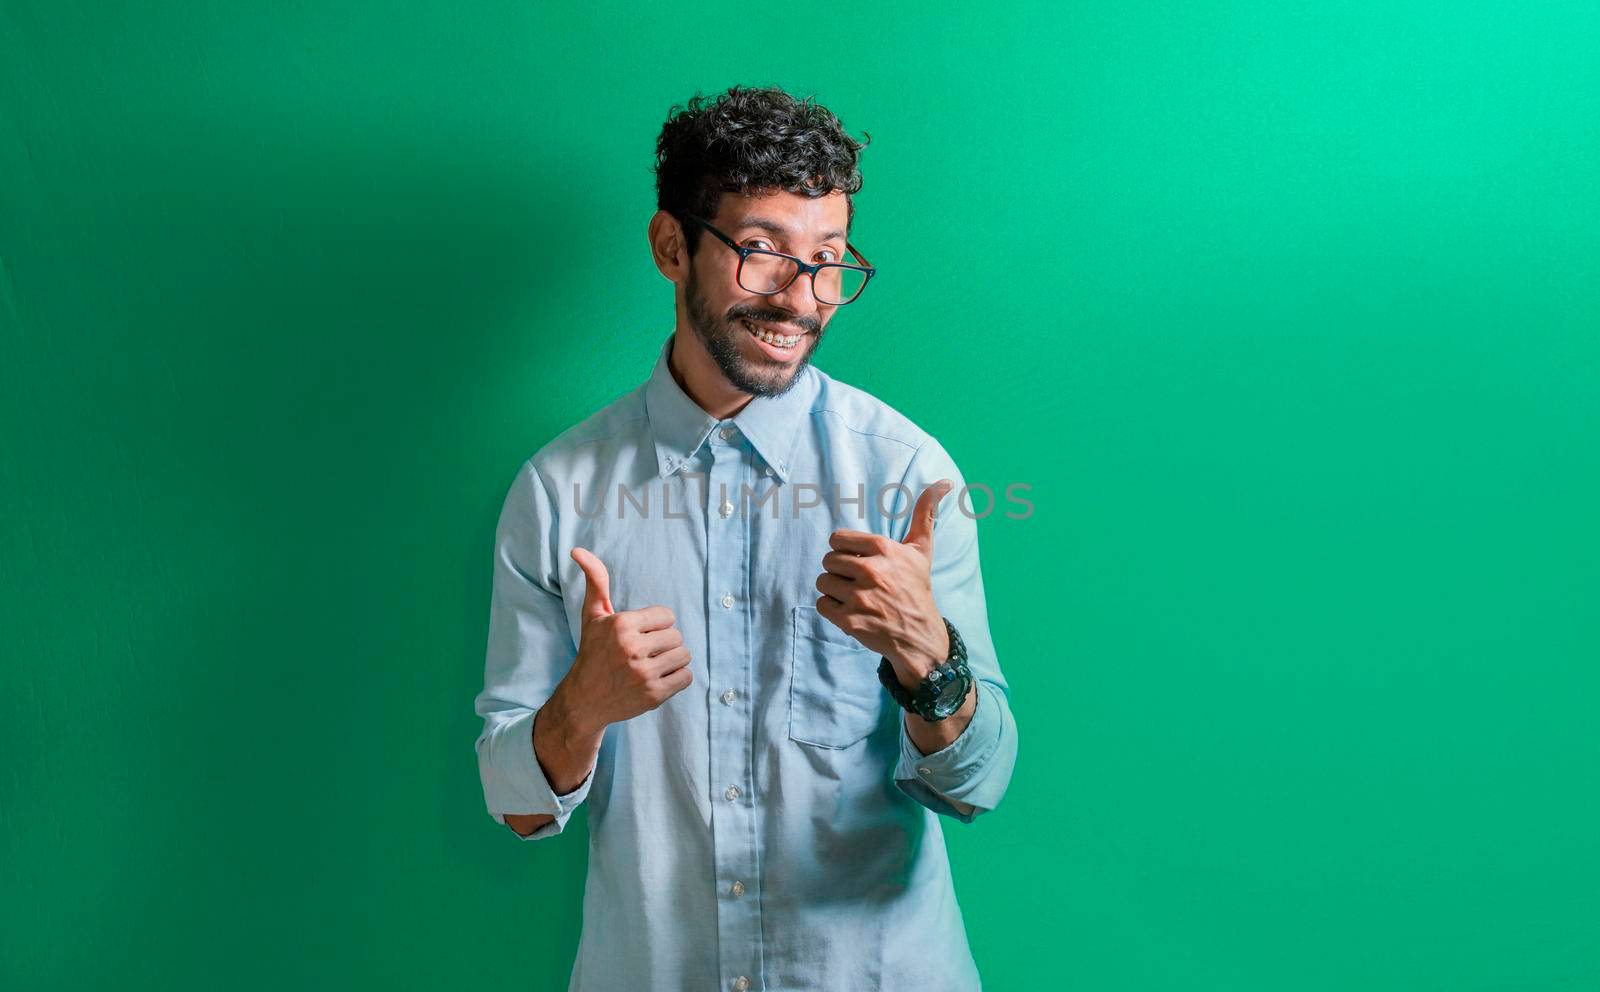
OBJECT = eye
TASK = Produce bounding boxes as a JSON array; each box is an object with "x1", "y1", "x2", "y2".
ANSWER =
[
  {"x1": 745, "y1": 239, "x2": 774, "y2": 251},
  {"x1": 816, "y1": 249, "x2": 839, "y2": 263}
]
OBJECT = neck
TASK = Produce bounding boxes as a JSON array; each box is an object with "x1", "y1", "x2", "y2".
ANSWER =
[{"x1": 667, "y1": 331, "x2": 754, "y2": 421}]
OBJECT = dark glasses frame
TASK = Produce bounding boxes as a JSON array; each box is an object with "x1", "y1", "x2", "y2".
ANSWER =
[{"x1": 684, "y1": 214, "x2": 876, "y2": 305}]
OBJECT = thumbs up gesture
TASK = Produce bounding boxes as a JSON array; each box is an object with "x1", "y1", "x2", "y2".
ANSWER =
[
  {"x1": 815, "y1": 479, "x2": 954, "y2": 689},
  {"x1": 559, "y1": 547, "x2": 694, "y2": 730}
]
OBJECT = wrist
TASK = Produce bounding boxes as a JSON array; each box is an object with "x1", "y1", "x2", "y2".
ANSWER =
[
  {"x1": 891, "y1": 615, "x2": 951, "y2": 685},
  {"x1": 544, "y1": 680, "x2": 605, "y2": 751},
  {"x1": 880, "y1": 616, "x2": 972, "y2": 724},
  {"x1": 532, "y1": 684, "x2": 604, "y2": 798},
  {"x1": 893, "y1": 653, "x2": 936, "y2": 690}
]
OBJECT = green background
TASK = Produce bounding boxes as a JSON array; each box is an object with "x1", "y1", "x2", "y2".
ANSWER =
[{"x1": 3, "y1": 2, "x2": 1596, "y2": 989}]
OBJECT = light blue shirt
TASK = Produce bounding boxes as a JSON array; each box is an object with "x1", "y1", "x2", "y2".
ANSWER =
[{"x1": 473, "y1": 332, "x2": 1019, "y2": 991}]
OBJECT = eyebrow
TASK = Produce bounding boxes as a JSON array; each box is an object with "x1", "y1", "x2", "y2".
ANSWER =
[{"x1": 733, "y1": 216, "x2": 847, "y2": 245}]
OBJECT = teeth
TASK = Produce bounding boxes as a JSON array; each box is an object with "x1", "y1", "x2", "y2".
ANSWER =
[{"x1": 742, "y1": 319, "x2": 801, "y2": 349}]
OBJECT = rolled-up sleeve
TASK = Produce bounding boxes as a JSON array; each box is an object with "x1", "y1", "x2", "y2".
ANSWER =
[
  {"x1": 889, "y1": 436, "x2": 1020, "y2": 823},
  {"x1": 473, "y1": 457, "x2": 593, "y2": 840}
]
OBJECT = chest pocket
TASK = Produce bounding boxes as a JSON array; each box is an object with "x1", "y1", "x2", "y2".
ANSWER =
[{"x1": 788, "y1": 605, "x2": 889, "y2": 749}]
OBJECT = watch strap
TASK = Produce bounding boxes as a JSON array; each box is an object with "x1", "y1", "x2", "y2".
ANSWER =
[{"x1": 878, "y1": 616, "x2": 972, "y2": 721}]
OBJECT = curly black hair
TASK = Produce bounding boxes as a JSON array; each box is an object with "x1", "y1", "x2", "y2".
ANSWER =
[{"x1": 653, "y1": 84, "x2": 870, "y2": 257}]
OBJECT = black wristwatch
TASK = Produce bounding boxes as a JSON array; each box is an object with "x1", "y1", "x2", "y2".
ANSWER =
[{"x1": 878, "y1": 616, "x2": 973, "y2": 721}]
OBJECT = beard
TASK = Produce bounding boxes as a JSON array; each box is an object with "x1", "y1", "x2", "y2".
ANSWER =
[{"x1": 684, "y1": 261, "x2": 823, "y2": 398}]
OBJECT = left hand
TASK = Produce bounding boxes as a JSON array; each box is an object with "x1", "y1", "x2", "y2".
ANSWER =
[{"x1": 816, "y1": 479, "x2": 954, "y2": 687}]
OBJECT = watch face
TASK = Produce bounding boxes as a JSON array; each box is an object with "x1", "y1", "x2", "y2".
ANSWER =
[{"x1": 933, "y1": 670, "x2": 967, "y2": 710}]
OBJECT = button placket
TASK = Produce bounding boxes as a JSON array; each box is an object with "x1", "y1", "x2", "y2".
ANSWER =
[{"x1": 706, "y1": 420, "x2": 763, "y2": 991}]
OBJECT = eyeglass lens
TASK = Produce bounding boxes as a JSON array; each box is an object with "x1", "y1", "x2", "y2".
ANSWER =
[{"x1": 740, "y1": 253, "x2": 867, "y2": 305}]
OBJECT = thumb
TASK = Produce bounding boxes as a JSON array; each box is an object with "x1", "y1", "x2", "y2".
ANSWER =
[
  {"x1": 570, "y1": 547, "x2": 614, "y2": 620},
  {"x1": 902, "y1": 479, "x2": 954, "y2": 558}
]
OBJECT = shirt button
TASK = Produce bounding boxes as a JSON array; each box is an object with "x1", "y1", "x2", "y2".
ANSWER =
[
  {"x1": 731, "y1": 880, "x2": 745, "y2": 897},
  {"x1": 918, "y1": 766, "x2": 932, "y2": 776},
  {"x1": 721, "y1": 593, "x2": 734, "y2": 609},
  {"x1": 719, "y1": 500, "x2": 734, "y2": 518},
  {"x1": 762, "y1": 464, "x2": 774, "y2": 477},
  {"x1": 719, "y1": 426, "x2": 736, "y2": 441},
  {"x1": 725, "y1": 785, "x2": 740, "y2": 801},
  {"x1": 721, "y1": 688, "x2": 737, "y2": 705},
  {"x1": 733, "y1": 978, "x2": 750, "y2": 991}
]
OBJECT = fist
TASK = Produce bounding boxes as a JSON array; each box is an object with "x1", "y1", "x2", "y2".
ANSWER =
[
  {"x1": 561, "y1": 546, "x2": 693, "y2": 729},
  {"x1": 815, "y1": 479, "x2": 954, "y2": 687}
]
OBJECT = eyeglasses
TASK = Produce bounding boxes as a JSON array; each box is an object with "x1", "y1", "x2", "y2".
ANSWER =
[{"x1": 684, "y1": 214, "x2": 876, "y2": 306}]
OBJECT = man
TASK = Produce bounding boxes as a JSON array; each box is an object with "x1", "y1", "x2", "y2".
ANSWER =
[{"x1": 473, "y1": 85, "x2": 1019, "y2": 992}]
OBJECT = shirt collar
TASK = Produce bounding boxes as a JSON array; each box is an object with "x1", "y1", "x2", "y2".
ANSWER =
[{"x1": 643, "y1": 332, "x2": 815, "y2": 484}]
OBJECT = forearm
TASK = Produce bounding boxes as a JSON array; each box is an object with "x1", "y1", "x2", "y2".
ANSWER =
[
  {"x1": 505, "y1": 682, "x2": 605, "y2": 836},
  {"x1": 901, "y1": 680, "x2": 980, "y2": 818},
  {"x1": 534, "y1": 682, "x2": 606, "y2": 793}
]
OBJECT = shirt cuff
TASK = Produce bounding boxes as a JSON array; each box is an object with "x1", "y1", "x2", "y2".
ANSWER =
[
  {"x1": 481, "y1": 706, "x2": 596, "y2": 840},
  {"x1": 893, "y1": 680, "x2": 1003, "y2": 823}
]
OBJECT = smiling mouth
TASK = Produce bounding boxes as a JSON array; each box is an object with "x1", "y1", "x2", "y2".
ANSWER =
[{"x1": 739, "y1": 318, "x2": 806, "y2": 350}]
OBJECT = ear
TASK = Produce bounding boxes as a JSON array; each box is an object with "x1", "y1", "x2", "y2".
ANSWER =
[{"x1": 648, "y1": 210, "x2": 691, "y2": 283}]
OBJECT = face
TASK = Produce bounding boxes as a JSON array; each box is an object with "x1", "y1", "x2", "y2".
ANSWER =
[{"x1": 682, "y1": 190, "x2": 851, "y2": 397}]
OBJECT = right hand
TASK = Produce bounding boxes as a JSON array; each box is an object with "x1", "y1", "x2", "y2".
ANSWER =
[{"x1": 559, "y1": 546, "x2": 693, "y2": 731}]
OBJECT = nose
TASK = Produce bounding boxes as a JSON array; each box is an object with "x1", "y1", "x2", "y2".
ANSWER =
[{"x1": 762, "y1": 269, "x2": 826, "y2": 327}]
